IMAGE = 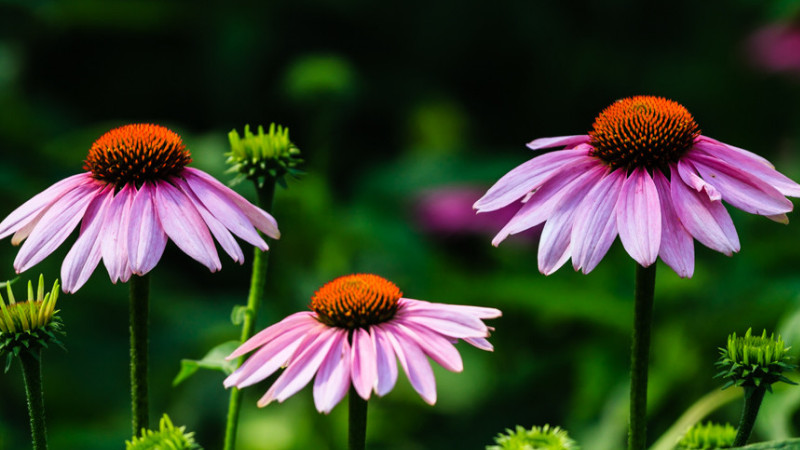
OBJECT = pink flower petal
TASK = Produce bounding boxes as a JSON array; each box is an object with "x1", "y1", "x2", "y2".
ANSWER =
[
  {"x1": 677, "y1": 159, "x2": 721, "y2": 201},
  {"x1": 388, "y1": 322, "x2": 463, "y2": 372},
  {"x1": 180, "y1": 171, "x2": 270, "y2": 250},
  {"x1": 350, "y1": 328, "x2": 377, "y2": 400},
  {"x1": 399, "y1": 298, "x2": 502, "y2": 320},
  {"x1": 101, "y1": 184, "x2": 135, "y2": 283},
  {"x1": 536, "y1": 164, "x2": 608, "y2": 274},
  {"x1": 463, "y1": 337, "x2": 494, "y2": 351},
  {"x1": 382, "y1": 325, "x2": 437, "y2": 405},
  {"x1": 571, "y1": 169, "x2": 626, "y2": 274},
  {"x1": 173, "y1": 177, "x2": 244, "y2": 263},
  {"x1": 473, "y1": 148, "x2": 590, "y2": 213},
  {"x1": 653, "y1": 170, "x2": 694, "y2": 278},
  {"x1": 0, "y1": 173, "x2": 92, "y2": 240},
  {"x1": 689, "y1": 153, "x2": 793, "y2": 216},
  {"x1": 313, "y1": 334, "x2": 350, "y2": 414},
  {"x1": 183, "y1": 168, "x2": 280, "y2": 239},
  {"x1": 154, "y1": 181, "x2": 221, "y2": 272},
  {"x1": 692, "y1": 139, "x2": 800, "y2": 197},
  {"x1": 526, "y1": 135, "x2": 591, "y2": 150},
  {"x1": 398, "y1": 311, "x2": 490, "y2": 339},
  {"x1": 225, "y1": 323, "x2": 317, "y2": 388},
  {"x1": 127, "y1": 182, "x2": 169, "y2": 276},
  {"x1": 491, "y1": 156, "x2": 599, "y2": 246},
  {"x1": 372, "y1": 326, "x2": 398, "y2": 396},
  {"x1": 227, "y1": 312, "x2": 317, "y2": 360},
  {"x1": 616, "y1": 167, "x2": 661, "y2": 267},
  {"x1": 61, "y1": 188, "x2": 114, "y2": 293},
  {"x1": 257, "y1": 327, "x2": 342, "y2": 407},
  {"x1": 15, "y1": 181, "x2": 104, "y2": 273},
  {"x1": 671, "y1": 166, "x2": 740, "y2": 255}
]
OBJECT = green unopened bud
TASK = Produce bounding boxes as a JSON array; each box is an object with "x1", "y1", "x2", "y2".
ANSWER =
[
  {"x1": 226, "y1": 123, "x2": 303, "y2": 188},
  {"x1": 487, "y1": 424, "x2": 579, "y2": 450},
  {"x1": 676, "y1": 422, "x2": 736, "y2": 449},
  {"x1": 0, "y1": 275, "x2": 64, "y2": 372},
  {"x1": 126, "y1": 414, "x2": 202, "y2": 449},
  {"x1": 715, "y1": 328, "x2": 797, "y2": 392}
]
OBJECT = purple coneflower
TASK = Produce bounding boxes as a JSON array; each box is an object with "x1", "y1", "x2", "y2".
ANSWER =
[
  {"x1": 224, "y1": 273, "x2": 501, "y2": 414},
  {"x1": 0, "y1": 124, "x2": 280, "y2": 293},
  {"x1": 475, "y1": 96, "x2": 800, "y2": 278}
]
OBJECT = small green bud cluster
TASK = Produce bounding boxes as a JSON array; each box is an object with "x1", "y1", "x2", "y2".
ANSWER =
[
  {"x1": 0, "y1": 275, "x2": 63, "y2": 372},
  {"x1": 126, "y1": 414, "x2": 201, "y2": 450},
  {"x1": 487, "y1": 424, "x2": 579, "y2": 450},
  {"x1": 226, "y1": 123, "x2": 303, "y2": 188},
  {"x1": 715, "y1": 328, "x2": 796, "y2": 392},
  {"x1": 676, "y1": 422, "x2": 736, "y2": 449}
]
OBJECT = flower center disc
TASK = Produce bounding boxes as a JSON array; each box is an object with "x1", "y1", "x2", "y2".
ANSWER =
[
  {"x1": 310, "y1": 274, "x2": 402, "y2": 329},
  {"x1": 84, "y1": 124, "x2": 192, "y2": 187},
  {"x1": 589, "y1": 96, "x2": 700, "y2": 172}
]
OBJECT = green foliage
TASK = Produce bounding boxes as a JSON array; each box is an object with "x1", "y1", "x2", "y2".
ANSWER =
[
  {"x1": 487, "y1": 424, "x2": 579, "y2": 450},
  {"x1": 715, "y1": 329, "x2": 797, "y2": 392},
  {"x1": 172, "y1": 340, "x2": 239, "y2": 386},
  {"x1": 125, "y1": 414, "x2": 201, "y2": 450},
  {"x1": 676, "y1": 422, "x2": 736, "y2": 449}
]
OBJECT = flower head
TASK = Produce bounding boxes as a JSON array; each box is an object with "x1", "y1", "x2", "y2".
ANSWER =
[
  {"x1": 487, "y1": 424, "x2": 579, "y2": 450},
  {"x1": 676, "y1": 422, "x2": 736, "y2": 449},
  {"x1": 226, "y1": 123, "x2": 303, "y2": 188},
  {"x1": 224, "y1": 273, "x2": 501, "y2": 413},
  {"x1": 125, "y1": 414, "x2": 201, "y2": 450},
  {"x1": 0, "y1": 275, "x2": 63, "y2": 372},
  {"x1": 715, "y1": 328, "x2": 797, "y2": 392},
  {"x1": 0, "y1": 124, "x2": 281, "y2": 293},
  {"x1": 475, "y1": 96, "x2": 800, "y2": 277}
]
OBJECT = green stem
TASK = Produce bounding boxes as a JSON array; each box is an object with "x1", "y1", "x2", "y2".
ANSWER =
[
  {"x1": 130, "y1": 273, "x2": 150, "y2": 436},
  {"x1": 628, "y1": 263, "x2": 656, "y2": 450},
  {"x1": 20, "y1": 350, "x2": 48, "y2": 450},
  {"x1": 224, "y1": 179, "x2": 276, "y2": 450},
  {"x1": 733, "y1": 386, "x2": 767, "y2": 446},
  {"x1": 349, "y1": 387, "x2": 368, "y2": 450}
]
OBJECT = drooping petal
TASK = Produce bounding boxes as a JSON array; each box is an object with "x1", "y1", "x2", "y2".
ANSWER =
[
  {"x1": 616, "y1": 167, "x2": 661, "y2": 267},
  {"x1": 257, "y1": 327, "x2": 342, "y2": 407},
  {"x1": 0, "y1": 173, "x2": 93, "y2": 240},
  {"x1": 473, "y1": 148, "x2": 590, "y2": 212},
  {"x1": 463, "y1": 337, "x2": 494, "y2": 351},
  {"x1": 398, "y1": 298, "x2": 502, "y2": 320},
  {"x1": 571, "y1": 169, "x2": 626, "y2": 274},
  {"x1": 61, "y1": 187, "x2": 114, "y2": 293},
  {"x1": 671, "y1": 166, "x2": 740, "y2": 255},
  {"x1": 173, "y1": 177, "x2": 244, "y2": 263},
  {"x1": 388, "y1": 322, "x2": 463, "y2": 372},
  {"x1": 695, "y1": 135, "x2": 773, "y2": 167},
  {"x1": 490, "y1": 157, "x2": 599, "y2": 246},
  {"x1": 227, "y1": 312, "x2": 317, "y2": 360},
  {"x1": 101, "y1": 184, "x2": 135, "y2": 283},
  {"x1": 350, "y1": 328, "x2": 377, "y2": 400},
  {"x1": 372, "y1": 326, "x2": 398, "y2": 396},
  {"x1": 526, "y1": 135, "x2": 591, "y2": 151},
  {"x1": 537, "y1": 164, "x2": 608, "y2": 274},
  {"x1": 180, "y1": 171, "x2": 269, "y2": 250},
  {"x1": 397, "y1": 307, "x2": 491, "y2": 339},
  {"x1": 653, "y1": 170, "x2": 694, "y2": 278},
  {"x1": 15, "y1": 181, "x2": 105, "y2": 273},
  {"x1": 313, "y1": 334, "x2": 350, "y2": 414},
  {"x1": 677, "y1": 159, "x2": 721, "y2": 201},
  {"x1": 689, "y1": 152, "x2": 793, "y2": 216},
  {"x1": 127, "y1": 182, "x2": 169, "y2": 276},
  {"x1": 154, "y1": 180, "x2": 221, "y2": 272},
  {"x1": 224, "y1": 323, "x2": 318, "y2": 388},
  {"x1": 183, "y1": 168, "x2": 280, "y2": 239},
  {"x1": 692, "y1": 139, "x2": 800, "y2": 197},
  {"x1": 383, "y1": 325, "x2": 437, "y2": 405}
]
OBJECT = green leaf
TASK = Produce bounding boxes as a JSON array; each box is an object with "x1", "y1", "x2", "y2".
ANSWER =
[
  {"x1": 230, "y1": 305, "x2": 247, "y2": 326},
  {"x1": 172, "y1": 340, "x2": 240, "y2": 386}
]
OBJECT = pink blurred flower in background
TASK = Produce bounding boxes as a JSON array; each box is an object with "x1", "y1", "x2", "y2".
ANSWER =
[{"x1": 747, "y1": 22, "x2": 800, "y2": 77}]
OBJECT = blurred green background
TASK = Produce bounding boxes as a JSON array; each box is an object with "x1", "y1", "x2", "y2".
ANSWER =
[{"x1": 2, "y1": 0, "x2": 800, "y2": 449}]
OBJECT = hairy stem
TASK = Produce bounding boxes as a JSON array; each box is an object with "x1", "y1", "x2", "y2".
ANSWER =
[
  {"x1": 20, "y1": 350, "x2": 48, "y2": 450},
  {"x1": 628, "y1": 263, "x2": 656, "y2": 450},
  {"x1": 130, "y1": 273, "x2": 150, "y2": 436}
]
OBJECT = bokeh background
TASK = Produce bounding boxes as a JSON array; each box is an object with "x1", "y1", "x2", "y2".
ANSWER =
[{"x1": 2, "y1": 0, "x2": 800, "y2": 449}]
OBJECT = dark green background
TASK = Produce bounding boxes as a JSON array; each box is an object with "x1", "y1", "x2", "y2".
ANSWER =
[{"x1": 1, "y1": 1, "x2": 800, "y2": 449}]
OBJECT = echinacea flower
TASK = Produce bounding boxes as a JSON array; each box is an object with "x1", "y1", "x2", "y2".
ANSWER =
[
  {"x1": 0, "y1": 124, "x2": 280, "y2": 293},
  {"x1": 475, "y1": 96, "x2": 800, "y2": 277},
  {"x1": 224, "y1": 273, "x2": 501, "y2": 413}
]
